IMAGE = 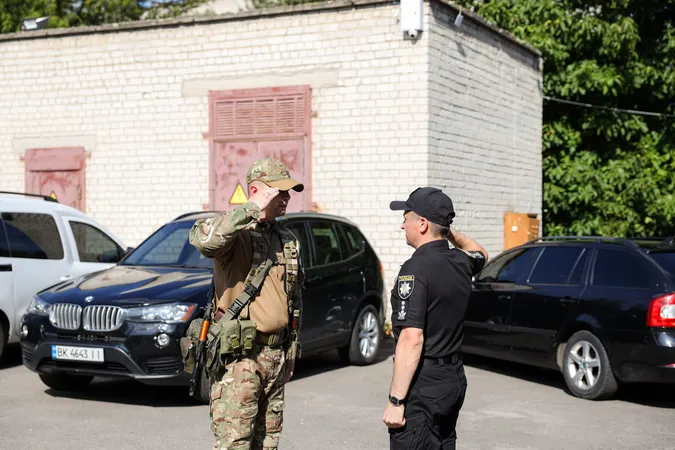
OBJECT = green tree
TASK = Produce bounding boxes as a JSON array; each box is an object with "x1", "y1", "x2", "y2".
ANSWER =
[
  {"x1": 0, "y1": 0, "x2": 207, "y2": 33},
  {"x1": 454, "y1": 0, "x2": 675, "y2": 237}
]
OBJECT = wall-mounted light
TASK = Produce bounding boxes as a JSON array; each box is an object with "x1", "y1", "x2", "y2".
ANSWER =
[
  {"x1": 401, "y1": 0, "x2": 423, "y2": 39},
  {"x1": 21, "y1": 16, "x2": 50, "y2": 31}
]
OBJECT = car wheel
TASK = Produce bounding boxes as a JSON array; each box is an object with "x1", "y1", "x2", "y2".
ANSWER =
[
  {"x1": 193, "y1": 367, "x2": 211, "y2": 405},
  {"x1": 338, "y1": 304, "x2": 382, "y2": 366},
  {"x1": 39, "y1": 373, "x2": 94, "y2": 391},
  {"x1": 562, "y1": 331, "x2": 618, "y2": 400}
]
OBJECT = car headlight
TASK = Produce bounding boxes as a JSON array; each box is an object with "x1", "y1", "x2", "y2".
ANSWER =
[
  {"x1": 27, "y1": 297, "x2": 51, "y2": 316},
  {"x1": 126, "y1": 303, "x2": 197, "y2": 323}
]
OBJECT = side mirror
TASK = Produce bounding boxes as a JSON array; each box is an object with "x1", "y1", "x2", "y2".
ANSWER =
[{"x1": 125, "y1": 246, "x2": 134, "y2": 255}]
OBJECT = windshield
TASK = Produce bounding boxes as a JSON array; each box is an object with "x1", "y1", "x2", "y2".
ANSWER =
[
  {"x1": 649, "y1": 251, "x2": 675, "y2": 278},
  {"x1": 121, "y1": 220, "x2": 213, "y2": 269}
]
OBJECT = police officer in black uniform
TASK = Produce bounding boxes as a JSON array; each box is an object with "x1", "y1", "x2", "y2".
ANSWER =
[{"x1": 383, "y1": 187, "x2": 488, "y2": 450}]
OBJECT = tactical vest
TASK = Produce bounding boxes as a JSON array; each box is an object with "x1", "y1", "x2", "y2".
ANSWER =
[{"x1": 244, "y1": 226, "x2": 300, "y2": 317}]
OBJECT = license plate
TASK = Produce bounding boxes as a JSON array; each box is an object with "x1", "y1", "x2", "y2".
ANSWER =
[{"x1": 51, "y1": 345, "x2": 104, "y2": 362}]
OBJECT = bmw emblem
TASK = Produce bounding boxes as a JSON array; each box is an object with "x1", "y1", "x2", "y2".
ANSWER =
[{"x1": 85, "y1": 296, "x2": 94, "y2": 303}]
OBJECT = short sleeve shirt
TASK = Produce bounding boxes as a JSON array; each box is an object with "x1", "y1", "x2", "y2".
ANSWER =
[{"x1": 390, "y1": 240, "x2": 486, "y2": 358}]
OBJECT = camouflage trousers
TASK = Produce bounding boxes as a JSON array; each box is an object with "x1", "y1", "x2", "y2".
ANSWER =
[{"x1": 210, "y1": 345, "x2": 288, "y2": 450}]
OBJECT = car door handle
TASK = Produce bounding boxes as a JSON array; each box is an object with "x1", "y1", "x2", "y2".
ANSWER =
[
  {"x1": 560, "y1": 297, "x2": 576, "y2": 305},
  {"x1": 0, "y1": 264, "x2": 12, "y2": 272},
  {"x1": 497, "y1": 295, "x2": 511, "y2": 302}
]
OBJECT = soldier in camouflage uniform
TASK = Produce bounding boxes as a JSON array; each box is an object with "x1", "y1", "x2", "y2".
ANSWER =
[{"x1": 189, "y1": 158, "x2": 305, "y2": 450}]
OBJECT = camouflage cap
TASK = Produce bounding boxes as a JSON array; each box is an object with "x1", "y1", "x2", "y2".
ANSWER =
[{"x1": 245, "y1": 158, "x2": 304, "y2": 192}]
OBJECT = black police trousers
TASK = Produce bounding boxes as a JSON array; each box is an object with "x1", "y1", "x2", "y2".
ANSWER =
[{"x1": 389, "y1": 357, "x2": 467, "y2": 450}]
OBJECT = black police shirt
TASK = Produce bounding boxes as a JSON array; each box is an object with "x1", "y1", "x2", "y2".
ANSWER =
[{"x1": 390, "y1": 240, "x2": 486, "y2": 359}]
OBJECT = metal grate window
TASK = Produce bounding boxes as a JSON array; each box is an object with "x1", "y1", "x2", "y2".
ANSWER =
[{"x1": 212, "y1": 94, "x2": 307, "y2": 140}]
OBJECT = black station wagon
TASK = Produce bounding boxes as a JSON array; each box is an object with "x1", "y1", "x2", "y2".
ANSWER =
[
  {"x1": 463, "y1": 236, "x2": 675, "y2": 400},
  {"x1": 20, "y1": 211, "x2": 385, "y2": 403}
]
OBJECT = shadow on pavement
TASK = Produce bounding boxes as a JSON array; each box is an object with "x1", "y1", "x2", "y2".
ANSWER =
[
  {"x1": 0, "y1": 345, "x2": 23, "y2": 370},
  {"x1": 463, "y1": 353, "x2": 675, "y2": 408},
  {"x1": 43, "y1": 336, "x2": 395, "y2": 407},
  {"x1": 290, "y1": 335, "x2": 394, "y2": 381},
  {"x1": 45, "y1": 378, "x2": 198, "y2": 407},
  {"x1": 0, "y1": 344, "x2": 23, "y2": 370}
]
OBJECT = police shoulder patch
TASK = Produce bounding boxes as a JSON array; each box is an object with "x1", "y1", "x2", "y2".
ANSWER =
[
  {"x1": 397, "y1": 275, "x2": 415, "y2": 300},
  {"x1": 466, "y1": 251, "x2": 485, "y2": 260}
]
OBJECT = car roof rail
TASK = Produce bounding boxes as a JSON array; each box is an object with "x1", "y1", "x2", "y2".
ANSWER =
[
  {"x1": 0, "y1": 191, "x2": 59, "y2": 203},
  {"x1": 630, "y1": 236, "x2": 675, "y2": 247},
  {"x1": 526, "y1": 236, "x2": 640, "y2": 248}
]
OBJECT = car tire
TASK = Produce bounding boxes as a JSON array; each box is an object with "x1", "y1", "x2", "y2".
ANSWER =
[
  {"x1": 39, "y1": 373, "x2": 94, "y2": 391},
  {"x1": 193, "y1": 368, "x2": 211, "y2": 405},
  {"x1": 562, "y1": 331, "x2": 618, "y2": 400},
  {"x1": 338, "y1": 304, "x2": 382, "y2": 366}
]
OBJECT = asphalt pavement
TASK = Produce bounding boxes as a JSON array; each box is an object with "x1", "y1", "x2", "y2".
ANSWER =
[{"x1": 1, "y1": 340, "x2": 675, "y2": 450}]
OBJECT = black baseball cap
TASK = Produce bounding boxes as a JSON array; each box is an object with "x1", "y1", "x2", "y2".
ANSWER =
[{"x1": 389, "y1": 187, "x2": 455, "y2": 227}]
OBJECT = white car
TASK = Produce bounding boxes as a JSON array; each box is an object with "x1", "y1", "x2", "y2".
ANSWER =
[{"x1": 0, "y1": 192, "x2": 128, "y2": 360}]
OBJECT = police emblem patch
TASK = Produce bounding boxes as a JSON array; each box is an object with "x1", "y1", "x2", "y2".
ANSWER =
[{"x1": 397, "y1": 275, "x2": 414, "y2": 300}]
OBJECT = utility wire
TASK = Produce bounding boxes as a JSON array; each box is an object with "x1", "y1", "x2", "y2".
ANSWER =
[{"x1": 543, "y1": 96, "x2": 675, "y2": 118}]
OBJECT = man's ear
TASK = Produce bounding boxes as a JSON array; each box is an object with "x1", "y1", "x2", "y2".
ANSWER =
[
  {"x1": 419, "y1": 217, "x2": 429, "y2": 234},
  {"x1": 249, "y1": 184, "x2": 258, "y2": 195}
]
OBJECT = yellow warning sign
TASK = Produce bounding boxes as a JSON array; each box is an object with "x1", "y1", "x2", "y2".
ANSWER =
[
  {"x1": 229, "y1": 184, "x2": 248, "y2": 205},
  {"x1": 49, "y1": 192, "x2": 57, "y2": 200}
]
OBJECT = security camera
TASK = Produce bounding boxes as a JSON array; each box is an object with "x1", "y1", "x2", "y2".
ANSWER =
[{"x1": 408, "y1": 29, "x2": 418, "y2": 38}]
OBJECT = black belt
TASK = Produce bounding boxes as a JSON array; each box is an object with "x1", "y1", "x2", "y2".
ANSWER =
[{"x1": 422, "y1": 353, "x2": 461, "y2": 367}]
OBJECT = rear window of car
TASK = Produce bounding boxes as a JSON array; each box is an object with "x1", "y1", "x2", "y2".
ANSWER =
[
  {"x1": 648, "y1": 252, "x2": 675, "y2": 278},
  {"x1": 1, "y1": 212, "x2": 64, "y2": 260},
  {"x1": 592, "y1": 249, "x2": 656, "y2": 289}
]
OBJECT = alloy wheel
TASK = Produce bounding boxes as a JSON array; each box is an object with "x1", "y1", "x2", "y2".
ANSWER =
[
  {"x1": 358, "y1": 311, "x2": 379, "y2": 359},
  {"x1": 566, "y1": 340, "x2": 601, "y2": 390}
]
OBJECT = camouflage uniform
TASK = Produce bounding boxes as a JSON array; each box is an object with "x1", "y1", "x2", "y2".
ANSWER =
[{"x1": 189, "y1": 158, "x2": 304, "y2": 450}]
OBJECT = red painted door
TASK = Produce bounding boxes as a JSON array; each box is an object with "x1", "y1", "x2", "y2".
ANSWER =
[
  {"x1": 209, "y1": 86, "x2": 312, "y2": 212},
  {"x1": 213, "y1": 140, "x2": 306, "y2": 212},
  {"x1": 24, "y1": 148, "x2": 86, "y2": 211}
]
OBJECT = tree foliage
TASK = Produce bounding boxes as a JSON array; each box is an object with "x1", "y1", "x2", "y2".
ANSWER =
[
  {"x1": 454, "y1": 0, "x2": 675, "y2": 237},
  {"x1": 0, "y1": 0, "x2": 208, "y2": 33}
]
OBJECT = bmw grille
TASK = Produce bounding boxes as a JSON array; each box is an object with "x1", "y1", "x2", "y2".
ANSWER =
[{"x1": 49, "y1": 304, "x2": 125, "y2": 332}]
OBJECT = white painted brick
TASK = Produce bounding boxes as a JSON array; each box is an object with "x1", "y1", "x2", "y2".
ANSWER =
[{"x1": 0, "y1": 0, "x2": 541, "y2": 322}]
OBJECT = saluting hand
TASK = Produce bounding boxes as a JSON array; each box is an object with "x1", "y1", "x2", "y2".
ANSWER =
[
  {"x1": 383, "y1": 403, "x2": 405, "y2": 429},
  {"x1": 248, "y1": 185, "x2": 280, "y2": 222}
]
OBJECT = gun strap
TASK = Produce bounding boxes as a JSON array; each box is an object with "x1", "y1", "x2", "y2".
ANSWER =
[
  {"x1": 218, "y1": 230, "x2": 278, "y2": 322},
  {"x1": 206, "y1": 276, "x2": 215, "y2": 308}
]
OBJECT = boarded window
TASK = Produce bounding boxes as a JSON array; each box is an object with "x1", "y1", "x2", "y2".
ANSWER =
[{"x1": 212, "y1": 95, "x2": 307, "y2": 140}]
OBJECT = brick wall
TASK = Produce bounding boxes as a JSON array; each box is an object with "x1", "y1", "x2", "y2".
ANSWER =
[
  {"x1": 0, "y1": 0, "x2": 542, "y2": 321},
  {"x1": 427, "y1": 3, "x2": 543, "y2": 259}
]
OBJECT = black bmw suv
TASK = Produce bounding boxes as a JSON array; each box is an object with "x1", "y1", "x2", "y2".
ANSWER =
[
  {"x1": 20, "y1": 211, "x2": 385, "y2": 403},
  {"x1": 463, "y1": 236, "x2": 675, "y2": 400}
]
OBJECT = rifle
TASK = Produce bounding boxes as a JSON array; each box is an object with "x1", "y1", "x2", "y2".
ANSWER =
[{"x1": 189, "y1": 277, "x2": 215, "y2": 397}]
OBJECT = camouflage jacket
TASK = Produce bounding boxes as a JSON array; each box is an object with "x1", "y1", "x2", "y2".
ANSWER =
[{"x1": 188, "y1": 201, "x2": 304, "y2": 361}]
